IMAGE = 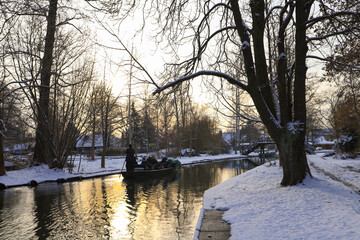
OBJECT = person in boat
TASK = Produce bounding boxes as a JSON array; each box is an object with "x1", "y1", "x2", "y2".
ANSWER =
[
  {"x1": 125, "y1": 144, "x2": 136, "y2": 172},
  {"x1": 147, "y1": 156, "x2": 158, "y2": 165},
  {"x1": 140, "y1": 156, "x2": 151, "y2": 169},
  {"x1": 140, "y1": 156, "x2": 147, "y2": 165},
  {"x1": 160, "y1": 157, "x2": 168, "y2": 168},
  {"x1": 145, "y1": 156, "x2": 158, "y2": 169}
]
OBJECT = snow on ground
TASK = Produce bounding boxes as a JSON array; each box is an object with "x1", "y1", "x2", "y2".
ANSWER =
[
  {"x1": 308, "y1": 154, "x2": 360, "y2": 190},
  {"x1": 201, "y1": 154, "x2": 360, "y2": 240},
  {"x1": 0, "y1": 153, "x2": 241, "y2": 187}
]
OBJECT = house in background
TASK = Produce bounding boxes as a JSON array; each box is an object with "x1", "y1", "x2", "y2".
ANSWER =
[
  {"x1": 76, "y1": 134, "x2": 123, "y2": 153},
  {"x1": 310, "y1": 129, "x2": 336, "y2": 150},
  {"x1": 76, "y1": 135, "x2": 103, "y2": 153},
  {"x1": 4, "y1": 143, "x2": 32, "y2": 155}
]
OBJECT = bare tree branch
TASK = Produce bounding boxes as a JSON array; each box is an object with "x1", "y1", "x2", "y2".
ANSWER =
[
  {"x1": 306, "y1": 55, "x2": 360, "y2": 71},
  {"x1": 153, "y1": 70, "x2": 248, "y2": 95},
  {"x1": 94, "y1": 15, "x2": 159, "y2": 88},
  {"x1": 306, "y1": 11, "x2": 360, "y2": 28}
]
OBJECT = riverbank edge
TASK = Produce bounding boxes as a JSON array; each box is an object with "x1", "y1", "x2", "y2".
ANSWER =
[
  {"x1": 196, "y1": 209, "x2": 231, "y2": 240},
  {"x1": 193, "y1": 155, "x2": 360, "y2": 240},
  {"x1": 0, "y1": 155, "x2": 257, "y2": 190}
]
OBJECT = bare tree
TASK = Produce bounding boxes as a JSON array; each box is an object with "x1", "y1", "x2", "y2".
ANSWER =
[
  {"x1": 87, "y1": 83, "x2": 101, "y2": 161},
  {"x1": 149, "y1": 0, "x2": 359, "y2": 185},
  {"x1": 92, "y1": 80, "x2": 122, "y2": 168},
  {"x1": 33, "y1": 0, "x2": 58, "y2": 164},
  {"x1": 2, "y1": 0, "x2": 94, "y2": 168},
  {"x1": 0, "y1": 1, "x2": 37, "y2": 175},
  {"x1": 49, "y1": 59, "x2": 94, "y2": 168}
]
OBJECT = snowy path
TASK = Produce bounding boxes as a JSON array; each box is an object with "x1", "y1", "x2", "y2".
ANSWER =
[{"x1": 308, "y1": 154, "x2": 360, "y2": 192}]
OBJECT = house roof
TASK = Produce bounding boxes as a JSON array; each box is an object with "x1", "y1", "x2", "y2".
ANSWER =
[{"x1": 76, "y1": 135, "x2": 103, "y2": 148}]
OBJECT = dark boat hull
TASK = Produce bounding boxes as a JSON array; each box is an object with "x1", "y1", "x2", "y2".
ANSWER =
[{"x1": 122, "y1": 167, "x2": 178, "y2": 179}]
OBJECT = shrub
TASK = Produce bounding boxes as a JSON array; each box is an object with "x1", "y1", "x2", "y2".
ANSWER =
[{"x1": 336, "y1": 131, "x2": 359, "y2": 154}]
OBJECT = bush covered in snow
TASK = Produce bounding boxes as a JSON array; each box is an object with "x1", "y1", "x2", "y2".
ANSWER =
[{"x1": 335, "y1": 131, "x2": 359, "y2": 156}]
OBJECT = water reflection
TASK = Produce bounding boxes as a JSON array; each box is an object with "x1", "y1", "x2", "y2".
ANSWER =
[
  {"x1": 0, "y1": 158, "x2": 258, "y2": 239},
  {"x1": 0, "y1": 188, "x2": 37, "y2": 239}
]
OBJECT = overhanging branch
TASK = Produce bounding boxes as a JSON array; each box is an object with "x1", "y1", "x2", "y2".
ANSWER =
[{"x1": 153, "y1": 70, "x2": 248, "y2": 95}]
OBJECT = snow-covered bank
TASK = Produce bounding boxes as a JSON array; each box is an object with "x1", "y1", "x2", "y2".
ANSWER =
[
  {"x1": 200, "y1": 154, "x2": 360, "y2": 240},
  {"x1": 0, "y1": 153, "x2": 244, "y2": 188}
]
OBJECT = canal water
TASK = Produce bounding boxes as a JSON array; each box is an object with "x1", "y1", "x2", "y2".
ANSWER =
[{"x1": 0, "y1": 158, "x2": 260, "y2": 239}]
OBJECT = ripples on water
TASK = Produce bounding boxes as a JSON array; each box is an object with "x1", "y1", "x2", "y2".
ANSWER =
[{"x1": 0, "y1": 158, "x2": 259, "y2": 239}]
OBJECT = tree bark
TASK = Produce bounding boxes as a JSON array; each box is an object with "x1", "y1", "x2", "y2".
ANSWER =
[
  {"x1": 33, "y1": 0, "x2": 57, "y2": 166},
  {"x1": 101, "y1": 137, "x2": 106, "y2": 168},
  {"x1": 91, "y1": 114, "x2": 96, "y2": 161},
  {"x1": 276, "y1": 130, "x2": 311, "y2": 186},
  {"x1": 101, "y1": 100, "x2": 109, "y2": 168},
  {"x1": 276, "y1": 0, "x2": 312, "y2": 186},
  {"x1": 0, "y1": 132, "x2": 6, "y2": 176},
  {"x1": 0, "y1": 102, "x2": 5, "y2": 176}
]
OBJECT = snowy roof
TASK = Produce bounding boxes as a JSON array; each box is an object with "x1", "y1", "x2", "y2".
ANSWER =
[
  {"x1": 76, "y1": 135, "x2": 103, "y2": 148},
  {"x1": 314, "y1": 136, "x2": 335, "y2": 145},
  {"x1": 181, "y1": 148, "x2": 195, "y2": 155}
]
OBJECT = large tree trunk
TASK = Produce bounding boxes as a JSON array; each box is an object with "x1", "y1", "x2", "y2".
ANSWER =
[
  {"x1": 275, "y1": 0, "x2": 312, "y2": 186},
  {"x1": 33, "y1": 0, "x2": 57, "y2": 166},
  {"x1": 276, "y1": 130, "x2": 311, "y2": 186}
]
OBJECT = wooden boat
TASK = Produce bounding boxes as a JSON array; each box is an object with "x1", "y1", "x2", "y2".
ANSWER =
[{"x1": 122, "y1": 166, "x2": 179, "y2": 179}]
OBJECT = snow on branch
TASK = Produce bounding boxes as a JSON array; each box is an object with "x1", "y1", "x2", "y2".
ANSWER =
[
  {"x1": 0, "y1": 78, "x2": 34, "y2": 93},
  {"x1": 241, "y1": 41, "x2": 250, "y2": 50},
  {"x1": 287, "y1": 121, "x2": 304, "y2": 134},
  {"x1": 0, "y1": 84, "x2": 55, "y2": 103},
  {"x1": 153, "y1": 70, "x2": 248, "y2": 95},
  {"x1": 279, "y1": 2, "x2": 295, "y2": 30}
]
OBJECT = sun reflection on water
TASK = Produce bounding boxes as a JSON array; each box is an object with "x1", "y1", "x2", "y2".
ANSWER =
[{"x1": 0, "y1": 159, "x2": 258, "y2": 239}]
